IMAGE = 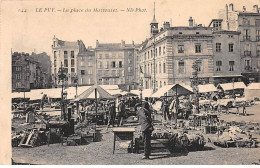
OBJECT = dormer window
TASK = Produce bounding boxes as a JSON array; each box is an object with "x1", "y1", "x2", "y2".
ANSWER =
[
  {"x1": 179, "y1": 32, "x2": 183, "y2": 34},
  {"x1": 196, "y1": 32, "x2": 200, "y2": 34}
]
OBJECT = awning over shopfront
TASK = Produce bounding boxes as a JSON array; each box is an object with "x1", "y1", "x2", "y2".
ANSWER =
[
  {"x1": 218, "y1": 82, "x2": 246, "y2": 91},
  {"x1": 198, "y1": 84, "x2": 217, "y2": 93}
]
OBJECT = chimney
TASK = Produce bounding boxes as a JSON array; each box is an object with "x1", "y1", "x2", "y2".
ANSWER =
[
  {"x1": 163, "y1": 22, "x2": 170, "y2": 29},
  {"x1": 96, "y1": 40, "x2": 99, "y2": 47},
  {"x1": 132, "y1": 40, "x2": 135, "y2": 46},
  {"x1": 160, "y1": 27, "x2": 163, "y2": 32},
  {"x1": 121, "y1": 40, "x2": 125, "y2": 47},
  {"x1": 243, "y1": 6, "x2": 246, "y2": 12},
  {"x1": 253, "y1": 5, "x2": 259, "y2": 13},
  {"x1": 188, "y1": 17, "x2": 193, "y2": 27},
  {"x1": 226, "y1": 4, "x2": 230, "y2": 30},
  {"x1": 229, "y1": 3, "x2": 234, "y2": 11}
]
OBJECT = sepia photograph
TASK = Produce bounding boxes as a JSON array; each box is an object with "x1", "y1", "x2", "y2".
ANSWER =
[{"x1": 0, "y1": 0, "x2": 260, "y2": 165}]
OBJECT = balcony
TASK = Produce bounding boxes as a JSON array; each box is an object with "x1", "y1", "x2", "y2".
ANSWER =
[
  {"x1": 243, "y1": 36, "x2": 251, "y2": 41},
  {"x1": 244, "y1": 51, "x2": 251, "y2": 56},
  {"x1": 256, "y1": 36, "x2": 260, "y2": 41}
]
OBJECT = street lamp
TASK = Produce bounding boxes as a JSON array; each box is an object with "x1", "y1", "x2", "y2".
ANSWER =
[
  {"x1": 74, "y1": 76, "x2": 78, "y2": 98},
  {"x1": 191, "y1": 59, "x2": 200, "y2": 114},
  {"x1": 57, "y1": 62, "x2": 68, "y2": 120}
]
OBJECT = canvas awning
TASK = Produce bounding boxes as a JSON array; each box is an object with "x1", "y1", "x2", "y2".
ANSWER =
[
  {"x1": 218, "y1": 82, "x2": 246, "y2": 91},
  {"x1": 11, "y1": 92, "x2": 30, "y2": 99},
  {"x1": 151, "y1": 84, "x2": 193, "y2": 98},
  {"x1": 130, "y1": 89, "x2": 153, "y2": 98},
  {"x1": 246, "y1": 83, "x2": 260, "y2": 90},
  {"x1": 198, "y1": 84, "x2": 217, "y2": 93},
  {"x1": 106, "y1": 89, "x2": 122, "y2": 96},
  {"x1": 66, "y1": 86, "x2": 91, "y2": 99},
  {"x1": 73, "y1": 85, "x2": 115, "y2": 101},
  {"x1": 99, "y1": 85, "x2": 119, "y2": 90}
]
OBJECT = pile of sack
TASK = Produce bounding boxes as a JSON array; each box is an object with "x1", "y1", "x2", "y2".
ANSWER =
[{"x1": 213, "y1": 126, "x2": 256, "y2": 148}]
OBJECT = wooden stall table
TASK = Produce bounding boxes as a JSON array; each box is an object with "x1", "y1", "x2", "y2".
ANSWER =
[{"x1": 112, "y1": 127, "x2": 135, "y2": 154}]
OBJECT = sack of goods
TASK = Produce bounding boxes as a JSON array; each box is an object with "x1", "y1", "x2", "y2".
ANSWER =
[{"x1": 213, "y1": 126, "x2": 256, "y2": 148}]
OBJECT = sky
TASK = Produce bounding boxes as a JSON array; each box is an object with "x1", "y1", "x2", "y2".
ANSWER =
[{"x1": 1, "y1": 0, "x2": 260, "y2": 56}]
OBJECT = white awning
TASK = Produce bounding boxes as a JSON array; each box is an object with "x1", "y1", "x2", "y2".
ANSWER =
[
  {"x1": 246, "y1": 83, "x2": 260, "y2": 90},
  {"x1": 218, "y1": 82, "x2": 246, "y2": 91},
  {"x1": 130, "y1": 89, "x2": 153, "y2": 98},
  {"x1": 66, "y1": 86, "x2": 91, "y2": 99},
  {"x1": 198, "y1": 84, "x2": 217, "y2": 93},
  {"x1": 151, "y1": 84, "x2": 193, "y2": 98},
  {"x1": 106, "y1": 89, "x2": 122, "y2": 96},
  {"x1": 99, "y1": 85, "x2": 119, "y2": 90}
]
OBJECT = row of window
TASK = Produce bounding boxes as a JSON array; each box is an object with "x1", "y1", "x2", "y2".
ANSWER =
[
  {"x1": 98, "y1": 61, "x2": 123, "y2": 69},
  {"x1": 143, "y1": 45, "x2": 166, "y2": 60},
  {"x1": 80, "y1": 69, "x2": 93, "y2": 75},
  {"x1": 242, "y1": 18, "x2": 260, "y2": 26},
  {"x1": 98, "y1": 53, "x2": 123, "y2": 59},
  {"x1": 216, "y1": 61, "x2": 235, "y2": 71},
  {"x1": 215, "y1": 43, "x2": 234, "y2": 52},
  {"x1": 96, "y1": 70, "x2": 125, "y2": 77},
  {"x1": 143, "y1": 62, "x2": 166, "y2": 74},
  {"x1": 98, "y1": 78, "x2": 124, "y2": 85},
  {"x1": 144, "y1": 80, "x2": 167, "y2": 89},
  {"x1": 54, "y1": 51, "x2": 75, "y2": 59}
]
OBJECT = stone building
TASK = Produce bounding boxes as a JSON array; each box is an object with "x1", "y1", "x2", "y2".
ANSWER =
[
  {"x1": 77, "y1": 46, "x2": 96, "y2": 86},
  {"x1": 51, "y1": 36, "x2": 85, "y2": 87},
  {"x1": 95, "y1": 40, "x2": 137, "y2": 90},
  {"x1": 209, "y1": 19, "x2": 242, "y2": 84},
  {"x1": 12, "y1": 52, "x2": 46, "y2": 91},
  {"x1": 218, "y1": 3, "x2": 260, "y2": 84},
  {"x1": 137, "y1": 15, "x2": 214, "y2": 91}
]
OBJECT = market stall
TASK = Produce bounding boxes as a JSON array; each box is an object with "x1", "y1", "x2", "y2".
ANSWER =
[
  {"x1": 73, "y1": 85, "x2": 115, "y2": 125},
  {"x1": 244, "y1": 83, "x2": 260, "y2": 100}
]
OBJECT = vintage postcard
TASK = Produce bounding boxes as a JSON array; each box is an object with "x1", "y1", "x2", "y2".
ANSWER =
[{"x1": 0, "y1": 0, "x2": 260, "y2": 165}]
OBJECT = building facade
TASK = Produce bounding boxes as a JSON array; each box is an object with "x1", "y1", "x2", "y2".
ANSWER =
[
  {"x1": 95, "y1": 40, "x2": 137, "y2": 90},
  {"x1": 12, "y1": 52, "x2": 48, "y2": 91},
  {"x1": 77, "y1": 48, "x2": 96, "y2": 86},
  {"x1": 208, "y1": 21, "x2": 242, "y2": 84},
  {"x1": 137, "y1": 16, "x2": 214, "y2": 91},
  {"x1": 51, "y1": 36, "x2": 83, "y2": 87},
  {"x1": 219, "y1": 4, "x2": 260, "y2": 84}
]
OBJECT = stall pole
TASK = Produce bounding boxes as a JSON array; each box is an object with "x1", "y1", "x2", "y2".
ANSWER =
[
  {"x1": 95, "y1": 87, "x2": 98, "y2": 133},
  {"x1": 23, "y1": 91, "x2": 26, "y2": 112}
]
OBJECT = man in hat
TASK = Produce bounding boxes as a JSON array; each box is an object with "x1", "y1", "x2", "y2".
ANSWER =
[
  {"x1": 117, "y1": 98, "x2": 126, "y2": 126},
  {"x1": 136, "y1": 101, "x2": 153, "y2": 159}
]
